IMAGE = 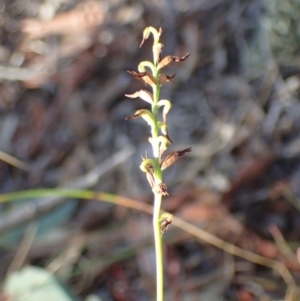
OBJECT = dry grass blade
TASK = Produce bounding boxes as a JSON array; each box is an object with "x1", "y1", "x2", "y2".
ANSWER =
[
  {"x1": 0, "y1": 146, "x2": 134, "y2": 234},
  {"x1": 0, "y1": 189, "x2": 295, "y2": 289},
  {"x1": 91, "y1": 193, "x2": 295, "y2": 287},
  {"x1": 7, "y1": 223, "x2": 38, "y2": 274},
  {"x1": 0, "y1": 150, "x2": 28, "y2": 171}
]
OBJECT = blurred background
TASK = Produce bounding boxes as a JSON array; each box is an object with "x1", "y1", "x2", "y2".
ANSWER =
[{"x1": 1, "y1": 0, "x2": 300, "y2": 300}]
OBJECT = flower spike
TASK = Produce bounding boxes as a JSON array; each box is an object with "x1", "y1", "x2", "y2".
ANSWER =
[{"x1": 126, "y1": 27, "x2": 190, "y2": 301}]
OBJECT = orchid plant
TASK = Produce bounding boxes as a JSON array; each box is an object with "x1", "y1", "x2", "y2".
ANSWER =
[{"x1": 126, "y1": 26, "x2": 191, "y2": 301}]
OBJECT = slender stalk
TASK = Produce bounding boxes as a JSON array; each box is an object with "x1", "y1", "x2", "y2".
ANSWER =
[
  {"x1": 151, "y1": 83, "x2": 161, "y2": 157},
  {"x1": 153, "y1": 193, "x2": 163, "y2": 301},
  {"x1": 151, "y1": 64, "x2": 164, "y2": 301}
]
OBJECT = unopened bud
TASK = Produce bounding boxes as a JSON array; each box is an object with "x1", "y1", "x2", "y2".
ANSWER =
[
  {"x1": 160, "y1": 147, "x2": 192, "y2": 170},
  {"x1": 125, "y1": 90, "x2": 153, "y2": 104},
  {"x1": 157, "y1": 100, "x2": 172, "y2": 124},
  {"x1": 126, "y1": 109, "x2": 155, "y2": 128},
  {"x1": 138, "y1": 61, "x2": 155, "y2": 74},
  {"x1": 140, "y1": 26, "x2": 162, "y2": 48},
  {"x1": 157, "y1": 53, "x2": 190, "y2": 70},
  {"x1": 159, "y1": 74, "x2": 176, "y2": 85},
  {"x1": 127, "y1": 70, "x2": 157, "y2": 87},
  {"x1": 160, "y1": 213, "x2": 173, "y2": 235},
  {"x1": 153, "y1": 182, "x2": 169, "y2": 196},
  {"x1": 153, "y1": 43, "x2": 164, "y2": 65}
]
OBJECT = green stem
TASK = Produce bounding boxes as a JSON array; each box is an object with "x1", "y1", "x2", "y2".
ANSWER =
[
  {"x1": 153, "y1": 193, "x2": 163, "y2": 301},
  {"x1": 151, "y1": 64, "x2": 164, "y2": 301},
  {"x1": 151, "y1": 83, "x2": 161, "y2": 158}
]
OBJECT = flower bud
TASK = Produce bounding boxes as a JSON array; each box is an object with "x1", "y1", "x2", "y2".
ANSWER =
[
  {"x1": 126, "y1": 109, "x2": 155, "y2": 128},
  {"x1": 127, "y1": 70, "x2": 157, "y2": 87},
  {"x1": 159, "y1": 124, "x2": 172, "y2": 144},
  {"x1": 157, "y1": 100, "x2": 172, "y2": 124},
  {"x1": 159, "y1": 74, "x2": 176, "y2": 85},
  {"x1": 153, "y1": 182, "x2": 169, "y2": 196},
  {"x1": 157, "y1": 53, "x2": 190, "y2": 70},
  {"x1": 153, "y1": 43, "x2": 163, "y2": 65},
  {"x1": 138, "y1": 61, "x2": 155, "y2": 74},
  {"x1": 140, "y1": 26, "x2": 162, "y2": 48},
  {"x1": 160, "y1": 213, "x2": 173, "y2": 235},
  {"x1": 140, "y1": 159, "x2": 156, "y2": 189},
  {"x1": 160, "y1": 147, "x2": 192, "y2": 170},
  {"x1": 125, "y1": 90, "x2": 153, "y2": 104},
  {"x1": 140, "y1": 27, "x2": 151, "y2": 48},
  {"x1": 139, "y1": 158, "x2": 156, "y2": 173}
]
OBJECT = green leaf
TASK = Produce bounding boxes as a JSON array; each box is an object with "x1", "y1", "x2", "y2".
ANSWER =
[{"x1": 4, "y1": 266, "x2": 81, "y2": 301}]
